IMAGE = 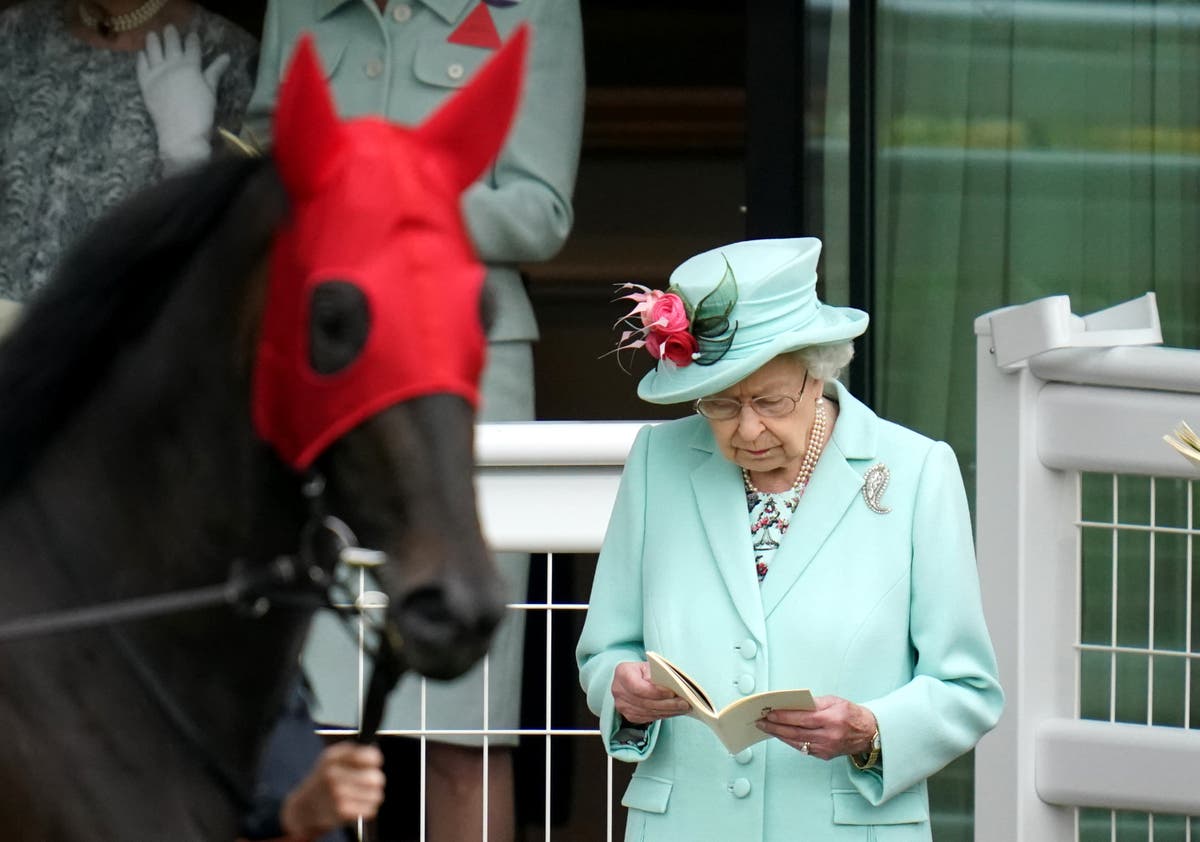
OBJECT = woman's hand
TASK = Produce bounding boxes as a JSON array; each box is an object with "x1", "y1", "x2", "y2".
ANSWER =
[
  {"x1": 756, "y1": 695, "x2": 878, "y2": 761},
  {"x1": 136, "y1": 25, "x2": 230, "y2": 174},
  {"x1": 611, "y1": 661, "x2": 691, "y2": 724}
]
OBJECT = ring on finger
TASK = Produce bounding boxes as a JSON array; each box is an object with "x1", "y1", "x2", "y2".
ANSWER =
[{"x1": 800, "y1": 741, "x2": 810, "y2": 755}]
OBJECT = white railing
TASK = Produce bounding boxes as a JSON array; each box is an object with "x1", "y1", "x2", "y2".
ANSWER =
[
  {"x1": 975, "y1": 293, "x2": 1200, "y2": 841},
  {"x1": 328, "y1": 420, "x2": 648, "y2": 841},
  {"x1": 476, "y1": 421, "x2": 645, "y2": 554},
  {"x1": 474, "y1": 421, "x2": 645, "y2": 841}
]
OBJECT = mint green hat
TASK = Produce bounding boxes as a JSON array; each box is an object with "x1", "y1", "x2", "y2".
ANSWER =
[{"x1": 636, "y1": 238, "x2": 868, "y2": 405}]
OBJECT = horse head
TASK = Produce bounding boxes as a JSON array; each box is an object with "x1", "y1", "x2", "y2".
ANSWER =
[{"x1": 253, "y1": 31, "x2": 528, "y2": 679}]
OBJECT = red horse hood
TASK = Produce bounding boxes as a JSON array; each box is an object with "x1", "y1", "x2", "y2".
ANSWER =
[{"x1": 253, "y1": 28, "x2": 528, "y2": 470}]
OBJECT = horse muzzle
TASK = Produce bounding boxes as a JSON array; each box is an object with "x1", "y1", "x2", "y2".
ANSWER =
[
  {"x1": 313, "y1": 513, "x2": 506, "y2": 680},
  {"x1": 390, "y1": 573, "x2": 506, "y2": 680}
]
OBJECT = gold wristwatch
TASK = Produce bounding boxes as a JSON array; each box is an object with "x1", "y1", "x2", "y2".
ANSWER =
[{"x1": 851, "y1": 729, "x2": 881, "y2": 770}]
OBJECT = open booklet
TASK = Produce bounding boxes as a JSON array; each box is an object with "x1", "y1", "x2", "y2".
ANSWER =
[
  {"x1": 1164, "y1": 421, "x2": 1200, "y2": 468},
  {"x1": 647, "y1": 650, "x2": 815, "y2": 755}
]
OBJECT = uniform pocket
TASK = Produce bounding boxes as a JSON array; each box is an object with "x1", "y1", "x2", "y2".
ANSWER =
[
  {"x1": 831, "y1": 788, "x2": 929, "y2": 825},
  {"x1": 413, "y1": 36, "x2": 492, "y2": 89},
  {"x1": 286, "y1": 26, "x2": 348, "y2": 82},
  {"x1": 620, "y1": 774, "x2": 673, "y2": 815}
]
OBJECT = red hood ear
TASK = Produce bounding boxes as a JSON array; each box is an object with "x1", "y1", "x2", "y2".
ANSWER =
[
  {"x1": 273, "y1": 35, "x2": 343, "y2": 198},
  {"x1": 414, "y1": 24, "x2": 529, "y2": 192}
]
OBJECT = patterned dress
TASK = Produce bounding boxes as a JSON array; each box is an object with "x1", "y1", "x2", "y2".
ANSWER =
[
  {"x1": 746, "y1": 485, "x2": 804, "y2": 582},
  {"x1": 0, "y1": 0, "x2": 257, "y2": 301}
]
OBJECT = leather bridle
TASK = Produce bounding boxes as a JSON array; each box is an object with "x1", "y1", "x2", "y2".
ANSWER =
[{"x1": 0, "y1": 470, "x2": 407, "y2": 809}]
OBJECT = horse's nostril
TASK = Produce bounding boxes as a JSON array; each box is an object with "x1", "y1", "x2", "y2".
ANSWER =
[
  {"x1": 397, "y1": 582, "x2": 505, "y2": 680},
  {"x1": 401, "y1": 586, "x2": 454, "y2": 628},
  {"x1": 399, "y1": 584, "x2": 504, "y2": 643}
]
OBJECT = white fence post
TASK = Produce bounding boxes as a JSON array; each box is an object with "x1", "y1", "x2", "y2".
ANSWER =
[
  {"x1": 973, "y1": 293, "x2": 1181, "y2": 841},
  {"x1": 974, "y1": 311, "x2": 1078, "y2": 842}
]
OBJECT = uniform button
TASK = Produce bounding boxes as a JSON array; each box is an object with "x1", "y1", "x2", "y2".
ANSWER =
[
  {"x1": 733, "y1": 747, "x2": 753, "y2": 765},
  {"x1": 735, "y1": 639, "x2": 758, "y2": 659},
  {"x1": 735, "y1": 674, "x2": 755, "y2": 695},
  {"x1": 447, "y1": 62, "x2": 465, "y2": 80},
  {"x1": 364, "y1": 58, "x2": 384, "y2": 79},
  {"x1": 729, "y1": 777, "x2": 751, "y2": 798},
  {"x1": 392, "y1": 3, "x2": 412, "y2": 22}
]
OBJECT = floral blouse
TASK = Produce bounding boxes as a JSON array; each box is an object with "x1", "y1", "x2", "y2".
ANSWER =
[{"x1": 745, "y1": 486, "x2": 804, "y2": 582}]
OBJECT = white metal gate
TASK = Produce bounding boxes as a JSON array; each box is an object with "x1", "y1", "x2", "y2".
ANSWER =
[{"x1": 975, "y1": 293, "x2": 1200, "y2": 841}]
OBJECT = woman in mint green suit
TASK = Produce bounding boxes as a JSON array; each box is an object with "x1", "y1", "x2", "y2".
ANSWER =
[
  {"x1": 243, "y1": 2, "x2": 584, "y2": 840},
  {"x1": 577, "y1": 238, "x2": 1003, "y2": 841}
]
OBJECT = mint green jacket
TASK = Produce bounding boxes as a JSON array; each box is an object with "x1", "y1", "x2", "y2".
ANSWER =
[
  {"x1": 577, "y1": 383, "x2": 1003, "y2": 841},
  {"x1": 244, "y1": 0, "x2": 584, "y2": 342}
]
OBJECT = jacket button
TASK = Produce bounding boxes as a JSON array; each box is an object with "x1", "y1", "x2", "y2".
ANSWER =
[
  {"x1": 733, "y1": 747, "x2": 753, "y2": 765},
  {"x1": 364, "y1": 58, "x2": 384, "y2": 79},
  {"x1": 735, "y1": 639, "x2": 758, "y2": 659},
  {"x1": 735, "y1": 674, "x2": 755, "y2": 695},
  {"x1": 729, "y1": 777, "x2": 751, "y2": 798},
  {"x1": 447, "y1": 62, "x2": 465, "y2": 80},
  {"x1": 392, "y1": 3, "x2": 412, "y2": 22}
]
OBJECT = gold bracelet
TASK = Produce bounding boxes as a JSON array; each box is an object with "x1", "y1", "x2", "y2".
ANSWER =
[{"x1": 850, "y1": 728, "x2": 881, "y2": 770}]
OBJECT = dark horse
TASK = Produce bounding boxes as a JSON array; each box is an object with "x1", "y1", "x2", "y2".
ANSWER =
[{"x1": 0, "y1": 31, "x2": 527, "y2": 840}]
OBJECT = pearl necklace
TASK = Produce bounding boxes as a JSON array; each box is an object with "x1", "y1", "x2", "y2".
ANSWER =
[
  {"x1": 742, "y1": 398, "x2": 828, "y2": 496},
  {"x1": 78, "y1": 0, "x2": 170, "y2": 38}
]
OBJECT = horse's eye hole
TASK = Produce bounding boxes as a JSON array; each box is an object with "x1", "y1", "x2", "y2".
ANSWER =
[{"x1": 309, "y1": 280, "x2": 370, "y2": 375}]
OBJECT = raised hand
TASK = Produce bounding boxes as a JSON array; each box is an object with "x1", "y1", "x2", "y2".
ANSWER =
[{"x1": 136, "y1": 24, "x2": 231, "y2": 174}]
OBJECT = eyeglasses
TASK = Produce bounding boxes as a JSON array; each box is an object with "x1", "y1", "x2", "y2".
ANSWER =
[{"x1": 694, "y1": 392, "x2": 806, "y2": 421}]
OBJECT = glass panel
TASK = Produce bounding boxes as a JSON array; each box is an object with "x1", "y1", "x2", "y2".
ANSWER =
[
  {"x1": 1150, "y1": 655, "x2": 1188, "y2": 728},
  {"x1": 1114, "y1": 811, "x2": 1150, "y2": 842},
  {"x1": 1116, "y1": 529, "x2": 1151, "y2": 649},
  {"x1": 871, "y1": 0, "x2": 1200, "y2": 492},
  {"x1": 1082, "y1": 473, "x2": 1115, "y2": 524},
  {"x1": 812, "y1": 1, "x2": 850, "y2": 307},
  {"x1": 1079, "y1": 649, "x2": 1113, "y2": 721},
  {"x1": 1081, "y1": 524, "x2": 1115, "y2": 646},
  {"x1": 1079, "y1": 807, "x2": 1113, "y2": 842},
  {"x1": 1153, "y1": 478, "x2": 1192, "y2": 530},
  {"x1": 1154, "y1": 532, "x2": 1189, "y2": 652},
  {"x1": 1147, "y1": 813, "x2": 1189, "y2": 842},
  {"x1": 1192, "y1": 660, "x2": 1200, "y2": 729},
  {"x1": 1114, "y1": 652, "x2": 1149, "y2": 725},
  {"x1": 1117, "y1": 477, "x2": 1153, "y2": 527},
  {"x1": 1194, "y1": 548, "x2": 1200, "y2": 656}
]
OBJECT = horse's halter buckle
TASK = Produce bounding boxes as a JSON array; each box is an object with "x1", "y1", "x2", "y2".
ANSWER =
[
  {"x1": 299, "y1": 472, "x2": 407, "y2": 744},
  {"x1": 300, "y1": 472, "x2": 393, "y2": 612}
]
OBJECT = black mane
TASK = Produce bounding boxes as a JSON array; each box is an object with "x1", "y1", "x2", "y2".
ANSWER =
[{"x1": 0, "y1": 155, "x2": 285, "y2": 497}]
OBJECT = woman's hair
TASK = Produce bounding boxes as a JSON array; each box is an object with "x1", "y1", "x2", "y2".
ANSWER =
[{"x1": 788, "y1": 341, "x2": 855, "y2": 381}]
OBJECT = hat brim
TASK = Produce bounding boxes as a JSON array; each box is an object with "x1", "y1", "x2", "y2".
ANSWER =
[{"x1": 636, "y1": 304, "x2": 868, "y2": 404}]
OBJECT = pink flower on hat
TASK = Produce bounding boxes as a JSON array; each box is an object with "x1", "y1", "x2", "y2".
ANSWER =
[
  {"x1": 645, "y1": 292, "x2": 690, "y2": 335},
  {"x1": 646, "y1": 329, "x2": 699, "y2": 365},
  {"x1": 612, "y1": 262, "x2": 738, "y2": 370},
  {"x1": 614, "y1": 284, "x2": 699, "y2": 367}
]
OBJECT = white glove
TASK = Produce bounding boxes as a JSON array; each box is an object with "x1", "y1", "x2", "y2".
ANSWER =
[{"x1": 136, "y1": 25, "x2": 231, "y2": 175}]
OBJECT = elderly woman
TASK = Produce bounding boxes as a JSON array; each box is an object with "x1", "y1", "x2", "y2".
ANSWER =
[
  {"x1": 0, "y1": 0, "x2": 257, "y2": 301},
  {"x1": 576, "y1": 237, "x2": 1003, "y2": 841}
]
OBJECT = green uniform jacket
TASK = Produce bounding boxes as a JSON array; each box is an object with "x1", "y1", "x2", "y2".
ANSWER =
[
  {"x1": 577, "y1": 382, "x2": 1004, "y2": 841},
  {"x1": 244, "y1": 0, "x2": 585, "y2": 342}
]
